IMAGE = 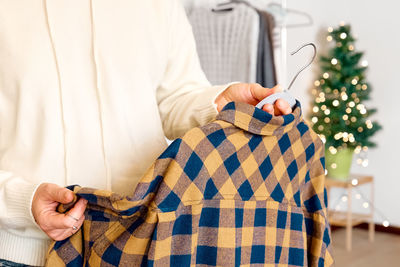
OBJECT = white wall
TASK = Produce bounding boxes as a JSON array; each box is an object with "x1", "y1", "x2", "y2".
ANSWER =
[
  {"x1": 287, "y1": 0, "x2": 400, "y2": 227},
  {"x1": 184, "y1": 0, "x2": 400, "y2": 226}
]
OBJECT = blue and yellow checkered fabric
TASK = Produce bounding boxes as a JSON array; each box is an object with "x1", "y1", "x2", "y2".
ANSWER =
[{"x1": 46, "y1": 101, "x2": 333, "y2": 266}]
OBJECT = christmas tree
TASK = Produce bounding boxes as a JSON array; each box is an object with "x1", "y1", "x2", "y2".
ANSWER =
[{"x1": 310, "y1": 23, "x2": 382, "y2": 158}]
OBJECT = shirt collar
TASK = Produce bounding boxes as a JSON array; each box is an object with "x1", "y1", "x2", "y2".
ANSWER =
[{"x1": 216, "y1": 101, "x2": 302, "y2": 136}]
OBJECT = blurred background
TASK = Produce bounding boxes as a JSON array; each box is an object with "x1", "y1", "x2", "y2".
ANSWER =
[{"x1": 182, "y1": 0, "x2": 400, "y2": 266}]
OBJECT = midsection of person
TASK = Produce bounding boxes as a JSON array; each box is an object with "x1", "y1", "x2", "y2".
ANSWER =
[{"x1": 0, "y1": 0, "x2": 205, "y2": 265}]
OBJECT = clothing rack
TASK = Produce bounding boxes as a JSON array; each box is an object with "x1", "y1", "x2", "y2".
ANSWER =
[
  {"x1": 266, "y1": 0, "x2": 313, "y2": 87},
  {"x1": 210, "y1": 0, "x2": 312, "y2": 86},
  {"x1": 185, "y1": 0, "x2": 313, "y2": 86}
]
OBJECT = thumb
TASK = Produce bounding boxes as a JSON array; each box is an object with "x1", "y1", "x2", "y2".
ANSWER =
[
  {"x1": 46, "y1": 184, "x2": 74, "y2": 204},
  {"x1": 251, "y1": 84, "x2": 282, "y2": 102}
]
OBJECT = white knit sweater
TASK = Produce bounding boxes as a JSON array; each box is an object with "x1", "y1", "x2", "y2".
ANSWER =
[{"x1": 0, "y1": 0, "x2": 229, "y2": 265}]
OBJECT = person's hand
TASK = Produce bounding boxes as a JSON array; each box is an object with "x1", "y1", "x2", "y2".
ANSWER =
[
  {"x1": 32, "y1": 183, "x2": 87, "y2": 241},
  {"x1": 215, "y1": 83, "x2": 292, "y2": 115}
]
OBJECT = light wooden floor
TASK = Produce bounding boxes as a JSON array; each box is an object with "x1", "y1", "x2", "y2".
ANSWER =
[{"x1": 331, "y1": 228, "x2": 400, "y2": 266}]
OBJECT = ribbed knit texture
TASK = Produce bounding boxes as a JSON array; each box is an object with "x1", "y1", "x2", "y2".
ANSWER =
[
  {"x1": 188, "y1": 4, "x2": 259, "y2": 84},
  {"x1": 0, "y1": 230, "x2": 51, "y2": 266}
]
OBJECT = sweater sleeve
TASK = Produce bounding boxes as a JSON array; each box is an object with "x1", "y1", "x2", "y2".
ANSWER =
[
  {"x1": 156, "y1": 0, "x2": 234, "y2": 140},
  {"x1": 0, "y1": 170, "x2": 41, "y2": 230}
]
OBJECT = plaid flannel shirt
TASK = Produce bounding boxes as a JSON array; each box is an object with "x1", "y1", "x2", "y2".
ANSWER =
[{"x1": 47, "y1": 101, "x2": 333, "y2": 267}]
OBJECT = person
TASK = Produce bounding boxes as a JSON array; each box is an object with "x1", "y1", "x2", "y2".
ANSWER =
[{"x1": 0, "y1": 0, "x2": 292, "y2": 266}]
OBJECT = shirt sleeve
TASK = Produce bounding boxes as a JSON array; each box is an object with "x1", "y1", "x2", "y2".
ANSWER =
[
  {"x1": 156, "y1": 0, "x2": 233, "y2": 140},
  {"x1": 0, "y1": 170, "x2": 41, "y2": 230}
]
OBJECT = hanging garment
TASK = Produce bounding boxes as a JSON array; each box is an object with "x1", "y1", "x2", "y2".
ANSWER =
[
  {"x1": 47, "y1": 102, "x2": 333, "y2": 267},
  {"x1": 188, "y1": 4, "x2": 259, "y2": 84},
  {"x1": 256, "y1": 10, "x2": 278, "y2": 88}
]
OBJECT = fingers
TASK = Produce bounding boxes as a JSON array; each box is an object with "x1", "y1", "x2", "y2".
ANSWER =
[
  {"x1": 50, "y1": 214, "x2": 85, "y2": 241},
  {"x1": 250, "y1": 84, "x2": 283, "y2": 102},
  {"x1": 275, "y1": 99, "x2": 292, "y2": 116},
  {"x1": 70, "y1": 214, "x2": 85, "y2": 235},
  {"x1": 35, "y1": 198, "x2": 87, "y2": 240},
  {"x1": 46, "y1": 184, "x2": 74, "y2": 204},
  {"x1": 64, "y1": 198, "x2": 87, "y2": 225},
  {"x1": 262, "y1": 98, "x2": 292, "y2": 116},
  {"x1": 262, "y1": 103, "x2": 274, "y2": 114}
]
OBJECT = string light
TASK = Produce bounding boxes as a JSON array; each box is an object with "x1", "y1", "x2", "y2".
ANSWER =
[
  {"x1": 351, "y1": 179, "x2": 359, "y2": 186},
  {"x1": 328, "y1": 146, "x2": 337, "y2": 154},
  {"x1": 324, "y1": 117, "x2": 330, "y2": 123},
  {"x1": 349, "y1": 101, "x2": 355, "y2": 107},
  {"x1": 333, "y1": 100, "x2": 339, "y2": 107},
  {"x1": 342, "y1": 114, "x2": 348, "y2": 120},
  {"x1": 313, "y1": 106, "x2": 319, "y2": 112},
  {"x1": 349, "y1": 45, "x2": 354, "y2": 51},
  {"x1": 361, "y1": 60, "x2": 369, "y2": 67},
  {"x1": 351, "y1": 116, "x2": 357, "y2": 122},
  {"x1": 331, "y1": 186, "x2": 391, "y2": 229},
  {"x1": 357, "y1": 104, "x2": 367, "y2": 114},
  {"x1": 351, "y1": 78, "x2": 358, "y2": 85},
  {"x1": 362, "y1": 84, "x2": 368, "y2": 90},
  {"x1": 324, "y1": 109, "x2": 331, "y2": 115},
  {"x1": 340, "y1": 32, "x2": 347, "y2": 39},
  {"x1": 341, "y1": 92, "x2": 348, "y2": 101},
  {"x1": 340, "y1": 21, "x2": 345, "y2": 26},
  {"x1": 314, "y1": 80, "x2": 321, "y2": 86},
  {"x1": 346, "y1": 108, "x2": 352, "y2": 114},
  {"x1": 312, "y1": 117, "x2": 318, "y2": 123},
  {"x1": 328, "y1": 27, "x2": 333, "y2": 32},
  {"x1": 331, "y1": 58, "x2": 338, "y2": 65},
  {"x1": 362, "y1": 159, "x2": 369, "y2": 167},
  {"x1": 327, "y1": 35, "x2": 333, "y2": 42},
  {"x1": 323, "y1": 72, "x2": 330, "y2": 79},
  {"x1": 318, "y1": 125, "x2": 324, "y2": 131}
]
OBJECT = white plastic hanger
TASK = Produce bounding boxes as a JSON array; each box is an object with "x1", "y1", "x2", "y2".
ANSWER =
[{"x1": 256, "y1": 43, "x2": 317, "y2": 110}]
